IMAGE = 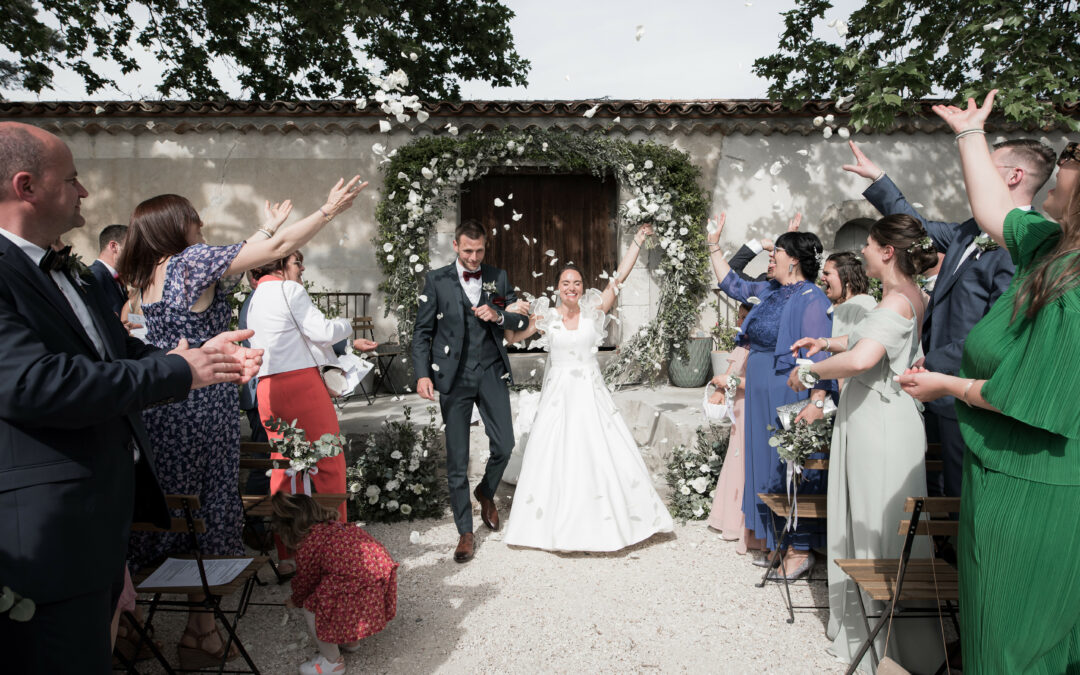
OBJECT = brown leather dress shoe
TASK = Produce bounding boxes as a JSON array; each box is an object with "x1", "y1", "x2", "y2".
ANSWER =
[
  {"x1": 473, "y1": 485, "x2": 500, "y2": 531},
  {"x1": 454, "y1": 533, "x2": 475, "y2": 563}
]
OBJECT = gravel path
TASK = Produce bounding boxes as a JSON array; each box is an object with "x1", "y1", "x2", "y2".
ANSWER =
[{"x1": 131, "y1": 505, "x2": 846, "y2": 674}]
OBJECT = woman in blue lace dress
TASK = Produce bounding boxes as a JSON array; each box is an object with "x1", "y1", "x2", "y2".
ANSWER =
[
  {"x1": 707, "y1": 214, "x2": 834, "y2": 579},
  {"x1": 119, "y1": 177, "x2": 365, "y2": 668}
]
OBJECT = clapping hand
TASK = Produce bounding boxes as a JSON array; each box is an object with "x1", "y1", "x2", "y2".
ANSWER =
[
  {"x1": 931, "y1": 90, "x2": 997, "y2": 135},
  {"x1": 706, "y1": 213, "x2": 726, "y2": 245},
  {"x1": 171, "y1": 329, "x2": 263, "y2": 390},
  {"x1": 897, "y1": 366, "x2": 948, "y2": 402},
  {"x1": 842, "y1": 141, "x2": 884, "y2": 180},
  {"x1": 203, "y1": 329, "x2": 263, "y2": 384}
]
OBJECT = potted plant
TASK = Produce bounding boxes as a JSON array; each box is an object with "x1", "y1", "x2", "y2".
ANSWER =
[
  {"x1": 668, "y1": 332, "x2": 714, "y2": 388},
  {"x1": 710, "y1": 317, "x2": 739, "y2": 378}
]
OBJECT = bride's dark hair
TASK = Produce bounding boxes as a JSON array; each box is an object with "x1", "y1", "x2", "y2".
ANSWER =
[{"x1": 557, "y1": 262, "x2": 584, "y2": 284}]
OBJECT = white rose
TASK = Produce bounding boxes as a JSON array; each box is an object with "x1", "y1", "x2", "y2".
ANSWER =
[
  {"x1": 679, "y1": 485, "x2": 691, "y2": 496},
  {"x1": 386, "y1": 500, "x2": 399, "y2": 511},
  {"x1": 399, "y1": 504, "x2": 413, "y2": 515},
  {"x1": 390, "y1": 450, "x2": 403, "y2": 460},
  {"x1": 690, "y1": 476, "x2": 710, "y2": 494},
  {"x1": 383, "y1": 243, "x2": 393, "y2": 252},
  {"x1": 365, "y1": 485, "x2": 380, "y2": 498}
]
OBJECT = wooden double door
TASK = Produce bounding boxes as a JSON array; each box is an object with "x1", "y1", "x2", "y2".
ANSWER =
[{"x1": 459, "y1": 172, "x2": 618, "y2": 310}]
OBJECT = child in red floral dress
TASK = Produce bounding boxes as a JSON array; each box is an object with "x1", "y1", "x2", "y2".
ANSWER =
[{"x1": 272, "y1": 492, "x2": 398, "y2": 675}]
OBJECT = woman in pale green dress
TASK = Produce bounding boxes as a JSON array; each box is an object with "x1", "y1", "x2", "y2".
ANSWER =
[
  {"x1": 789, "y1": 214, "x2": 944, "y2": 672},
  {"x1": 821, "y1": 251, "x2": 877, "y2": 338}
]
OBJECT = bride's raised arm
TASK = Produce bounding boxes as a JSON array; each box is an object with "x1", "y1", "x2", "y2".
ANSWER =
[{"x1": 600, "y1": 224, "x2": 653, "y2": 314}]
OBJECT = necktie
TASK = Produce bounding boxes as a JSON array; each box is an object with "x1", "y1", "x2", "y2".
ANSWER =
[
  {"x1": 462, "y1": 269, "x2": 482, "y2": 281},
  {"x1": 40, "y1": 245, "x2": 73, "y2": 273}
]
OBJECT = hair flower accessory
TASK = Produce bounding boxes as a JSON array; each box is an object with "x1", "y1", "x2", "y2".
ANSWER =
[{"x1": 906, "y1": 236, "x2": 934, "y2": 254}]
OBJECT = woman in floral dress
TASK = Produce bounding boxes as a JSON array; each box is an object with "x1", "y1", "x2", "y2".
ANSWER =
[{"x1": 120, "y1": 177, "x2": 365, "y2": 668}]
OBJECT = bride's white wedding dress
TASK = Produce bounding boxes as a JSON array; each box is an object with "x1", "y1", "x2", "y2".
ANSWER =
[{"x1": 503, "y1": 290, "x2": 674, "y2": 552}]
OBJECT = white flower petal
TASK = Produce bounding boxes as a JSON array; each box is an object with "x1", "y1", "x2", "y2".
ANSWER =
[
  {"x1": 635, "y1": 24, "x2": 645, "y2": 41},
  {"x1": 583, "y1": 104, "x2": 600, "y2": 118},
  {"x1": 379, "y1": 119, "x2": 392, "y2": 133},
  {"x1": 837, "y1": 127, "x2": 851, "y2": 139},
  {"x1": 417, "y1": 110, "x2": 429, "y2": 123},
  {"x1": 494, "y1": 197, "x2": 504, "y2": 207}
]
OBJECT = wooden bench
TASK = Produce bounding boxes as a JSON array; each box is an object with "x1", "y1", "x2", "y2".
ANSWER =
[{"x1": 834, "y1": 496, "x2": 960, "y2": 674}]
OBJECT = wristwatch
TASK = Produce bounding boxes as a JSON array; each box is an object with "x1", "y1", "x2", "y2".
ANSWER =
[{"x1": 814, "y1": 399, "x2": 825, "y2": 409}]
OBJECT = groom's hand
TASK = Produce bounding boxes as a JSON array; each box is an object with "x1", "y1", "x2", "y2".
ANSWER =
[
  {"x1": 417, "y1": 377, "x2": 435, "y2": 400},
  {"x1": 473, "y1": 305, "x2": 500, "y2": 323}
]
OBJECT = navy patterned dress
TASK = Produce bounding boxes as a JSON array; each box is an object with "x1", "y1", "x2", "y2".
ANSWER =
[{"x1": 128, "y1": 243, "x2": 245, "y2": 569}]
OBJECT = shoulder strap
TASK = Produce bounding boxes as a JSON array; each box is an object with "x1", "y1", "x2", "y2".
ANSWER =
[{"x1": 280, "y1": 281, "x2": 324, "y2": 372}]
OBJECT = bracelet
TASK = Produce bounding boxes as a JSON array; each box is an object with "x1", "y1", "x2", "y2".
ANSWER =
[
  {"x1": 955, "y1": 129, "x2": 986, "y2": 142},
  {"x1": 708, "y1": 243, "x2": 722, "y2": 251},
  {"x1": 821, "y1": 337, "x2": 831, "y2": 352},
  {"x1": 319, "y1": 207, "x2": 334, "y2": 221},
  {"x1": 961, "y1": 378, "x2": 976, "y2": 406},
  {"x1": 256, "y1": 228, "x2": 275, "y2": 239}
]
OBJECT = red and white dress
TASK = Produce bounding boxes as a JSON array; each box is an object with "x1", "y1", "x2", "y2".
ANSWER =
[{"x1": 291, "y1": 522, "x2": 399, "y2": 644}]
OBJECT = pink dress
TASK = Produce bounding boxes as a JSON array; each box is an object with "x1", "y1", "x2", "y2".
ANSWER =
[
  {"x1": 706, "y1": 347, "x2": 764, "y2": 553},
  {"x1": 291, "y1": 522, "x2": 398, "y2": 644}
]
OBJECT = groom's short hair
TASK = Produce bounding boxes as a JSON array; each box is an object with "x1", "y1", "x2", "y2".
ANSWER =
[{"x1": 455, "y1": 220, "x2": 486, "y2": 242}]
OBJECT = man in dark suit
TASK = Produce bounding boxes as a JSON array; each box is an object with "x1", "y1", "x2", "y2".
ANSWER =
[
  {"x1": 0, "y1": 122, "x2": 262, "y2": 674},
  {"x1": 412, "y1": 220, "x2": 528, "y2": 562},
  {"x1": 844, "y1": 139, "x2": 1056, "y2": 497},
  {"x1": 90, "y1": 223, "x2": 128, "y2": 316}
]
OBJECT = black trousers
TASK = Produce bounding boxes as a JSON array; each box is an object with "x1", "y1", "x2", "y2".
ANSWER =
[
  {"x1": 439, "y1": 360, "x2": 515, "y2": 534},
  {"x1": 926, "y1": 406, "x2": 966, "y2": 498}
]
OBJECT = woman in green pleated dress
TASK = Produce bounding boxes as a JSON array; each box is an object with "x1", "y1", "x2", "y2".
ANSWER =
[
  {"x1": 900, "y1": 90, "x2": 1080, "y2": 674},
  {"x1": 789, "y1": 214, "x2": 944, "y2": 672}
]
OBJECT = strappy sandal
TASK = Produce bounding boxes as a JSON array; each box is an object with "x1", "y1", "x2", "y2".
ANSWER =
[
  {"x1": 114, "y1": 616, "x2": 160, "y2": 662},
  {"x1": 177, "y1": 625, "x2": 240, "y2": 670}
]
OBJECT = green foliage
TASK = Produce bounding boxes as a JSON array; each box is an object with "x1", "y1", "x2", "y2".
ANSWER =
[
  {"x1": 665, "y1": 425, "x2": 729, "y2": 522},
  {"x1": 753, "y1": 0, "x2": 1080, "y2": 131},
  {"x1": 767, "y1": 417, "x2": 832, "y2": 468},
  {"x1": 1, "y1": 0, "x2": 529, "y2": 100},
  {"x1": 346, "y1": 406, "x2": 445, "y2": 522},
  {"x1": 264, "y1": 417, "x2": 347, "y2": 474},
  {"x1": 0, "y1": 585, "x2": 35, "y2": 622},
  {"x1": 375, "y1": 128, "x2": 712, "y2": 386}
]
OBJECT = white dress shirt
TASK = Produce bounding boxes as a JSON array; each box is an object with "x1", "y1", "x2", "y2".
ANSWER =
[
  {"x1": 96, "y1": 258, "x2": 119, "y2": 278},
  {"x1": 456, "y1": 260, "x2": 482, "y2": 306},
  {"x1": 247, "y1": 278, "x2": 353, "y2": 377},
  {"x1": 0, "y1": 229, "x2": 107, "y2": 358}
]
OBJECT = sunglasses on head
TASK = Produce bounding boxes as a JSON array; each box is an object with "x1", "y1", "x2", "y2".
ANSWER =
[{"x1": 1058, "y1": 142, "x2": 1080, "y2": 167}]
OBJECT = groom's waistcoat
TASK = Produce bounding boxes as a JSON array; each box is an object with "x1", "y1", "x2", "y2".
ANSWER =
[{"x1": 461, "y1": 294, "x2": 503, "y2": 373}]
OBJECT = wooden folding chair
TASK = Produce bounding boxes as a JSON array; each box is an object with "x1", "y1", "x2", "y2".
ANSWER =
[
  {"x1": 756, "y1": 454, "x2": 830, "y2": 623},
  {"x1": 129, "y1": 495, "x2": 267, "y2": 674},
  {"x1": 834, "y1": 497, "x2": 960, "y2": 674}
]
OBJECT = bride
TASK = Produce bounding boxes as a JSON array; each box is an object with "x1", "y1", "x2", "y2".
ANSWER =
[{"x1": 502, "y1": 224, "x2": 674, "y2": 552}]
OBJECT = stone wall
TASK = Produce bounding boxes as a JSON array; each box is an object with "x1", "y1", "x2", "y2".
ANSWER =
[{"x1": 7, "y1": 101, "x2": 1072, "y2": 340}]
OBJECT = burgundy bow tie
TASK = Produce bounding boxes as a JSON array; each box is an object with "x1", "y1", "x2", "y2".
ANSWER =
[{"x1": 462, "y1": 269, "x2": 482, "y2": 281}]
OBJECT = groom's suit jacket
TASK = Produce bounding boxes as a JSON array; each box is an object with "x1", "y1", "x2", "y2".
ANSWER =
[
  {"x1": 865, "y1": 176, "x2": 1014, "y2": 417},
  {"x1": 412, "y1": 262, "x2": 528, "y2": 395},
  {"x1": 0, "y1": 235, "x2": 190, "y2": 605}
]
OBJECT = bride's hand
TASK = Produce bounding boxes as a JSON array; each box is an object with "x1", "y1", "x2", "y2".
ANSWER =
[{"x1": 505, "y1": 299, "x2": 530, "y2": 315}]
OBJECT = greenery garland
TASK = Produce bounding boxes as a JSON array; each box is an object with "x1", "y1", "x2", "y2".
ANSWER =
[
  {"x1": 373, "y1": 127, "x2": 711, "y2": 385},
  {"x1": 665, "y1": 424, "x2": 729, "y2": 521}
]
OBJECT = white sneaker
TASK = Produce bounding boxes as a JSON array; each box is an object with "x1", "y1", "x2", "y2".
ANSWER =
[{"x1": 298, "y1": 653, "x2": 345, "y2": 675}]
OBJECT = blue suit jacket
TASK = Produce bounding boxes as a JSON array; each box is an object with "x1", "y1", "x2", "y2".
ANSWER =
[
  {"x1": 0, "y1": 236, "x2": 191, "y2": 604},
  {"x1": 411, "y1": 263, "x2": 528, "y2": 395},
  {"x1": 90, "y1": 258, "x2": 127, "y2": 316},
  {"x1": 864, "y1": 176, "x2": 1015, "y2": 418}
]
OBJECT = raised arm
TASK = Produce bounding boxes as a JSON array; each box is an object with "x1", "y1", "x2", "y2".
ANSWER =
[
  {"x1": 931, "y1": 91, "x2": 1012, "y2": 247},
  {"x1": 225, "y1": 176, "x2": 368, "y2": 275},
  {"x1": 600, "y1": 224, "x2": 653, "y2": 314},
  {"x1": 706, "y1": 213, "x2": 734, "y2": 283}
]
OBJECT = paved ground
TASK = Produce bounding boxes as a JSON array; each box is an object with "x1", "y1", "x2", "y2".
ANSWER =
[{"x1": 132, "y1": 386, "x2": 848, "y2": 674}]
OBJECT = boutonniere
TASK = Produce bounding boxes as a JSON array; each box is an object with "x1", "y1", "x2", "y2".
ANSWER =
[
  {"x1": 973, "y1": 233, "x2": 999, "y2": 259},
  {"x1": 482, "y1": 281, "x2": 498, "y2": 295}
]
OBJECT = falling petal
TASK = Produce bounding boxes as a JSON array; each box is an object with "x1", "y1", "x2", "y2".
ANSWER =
[
  {"x1": 531, "y1": 271, "x2": 543, "y2": 278},
  {"x1": 823, "y1": 127, "x2": 834, "y2": 139},
  {"x1": 545, "y1": 249, "x2": 555, "y2": 257},
  {"x1": 494, "y1": 197, "x2": 504, "y2": 207},
  {"x1": 409, "y1": 531, "x2": 421, "y2": 544},
  {"x1": 512, "y1": 211, "x2": 523, "y2": 221},
  {"x1": 825, "y1": 114, "x2": 835, "y2": 123},
  {"x1": 812, "y1": 116, "x2": 824, "y2": 127},
  {"x1": 417, "y1": 111, "x2": 429, "y2": 123},
  {"x1": 508, "y1": 193, "x2": 513, "y2": 199},
  {"x1": 564, "y1": 74, "x2": 571, "y2": 81},
  {"x1": 635, "y1": 24, "x2": 645, "y2": 41},
  {"x1": 752, "y1": 167, "x2": 766, "y2": 181},
  {"x1": 549, "y1": 258, "x2": 558, "y2": 266},
  {"x1": 583, "y1": 104, "x2": 600, "y2": 118},
  {"x1": 409, "y1": 52, "x2": 418, "y2": 61},
  {"x1": 444, "y1": 345, "x2": 450, "y2": 354},
  {"x1": 613, "y1": 116, "x2": 621, "y2": 123},
  {"x1": 796, "y1": 149, "x2": 809, "y2": 156},
  {"x1": 503, "y1": 223, "x2": 510, "y2": 230},
  {"x1": 418, "y1": 294, "x2": 429, "y2": 302},
  {"x1": 769, "y1": 161, "x2": 783, "y2": 175},
  {"x1": 379, "y1": 120, "x2": 392, "y2": 133},
  {"x1": 522, "y1": 234, "x2": 531, "y2": 244},
  {"x1": 431, "y1": 363, "x2": 440, "y2": 371},
  {"x1": 837, "y1": 127, "x2": 851, "y2": 139}
]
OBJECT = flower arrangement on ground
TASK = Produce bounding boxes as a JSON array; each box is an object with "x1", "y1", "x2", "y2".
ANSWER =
[
  {"x1": 373, "y1": 127, "x2": 710, "y2": 386},
  {"x1": 665, "y1": 424, "x2": 729, "y2": 521},
  {"x1": 346, "y1": 406, "x2": 445, "y2": 522}
]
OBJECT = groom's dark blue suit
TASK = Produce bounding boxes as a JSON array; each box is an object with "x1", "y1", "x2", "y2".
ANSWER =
[
  {"x1": 0, "y1": 234, "x2": 190, "y2": 673},
  {"x1": 412, "y1": 262, "x2": 528, "y2": 534},
  {"x1": 865, "y1": 176, "x2": 1014, "y2": 496}
]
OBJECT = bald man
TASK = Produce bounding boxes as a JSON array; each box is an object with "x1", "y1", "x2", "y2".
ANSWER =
[{"x1": 0, "y1": 122, "x2": 263, "y2": 674}]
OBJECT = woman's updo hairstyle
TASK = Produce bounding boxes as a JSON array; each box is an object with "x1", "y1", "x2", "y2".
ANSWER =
[
  {"x1": 774, "y1": 231, "x2": 825, "y2": 280},
  {"x1": 869, "y1": 214, "x2": 938, "y2": 277},
  {"x1": 826, "y1": 251, "x2": 870, "y2": 297}
]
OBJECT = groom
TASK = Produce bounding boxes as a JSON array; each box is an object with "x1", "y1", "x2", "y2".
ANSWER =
[{"x1": 413, "y1": 220, "x2": 529, "y2": 562}]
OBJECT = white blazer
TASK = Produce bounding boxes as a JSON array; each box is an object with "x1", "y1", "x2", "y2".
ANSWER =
[{"x1": 247, "y1": 279, "x2": 352, "y2": 378}]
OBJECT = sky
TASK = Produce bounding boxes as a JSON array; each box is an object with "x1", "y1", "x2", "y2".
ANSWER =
[{"x1": 0, "y1": 0, "x2": 865, "y2": 102}]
